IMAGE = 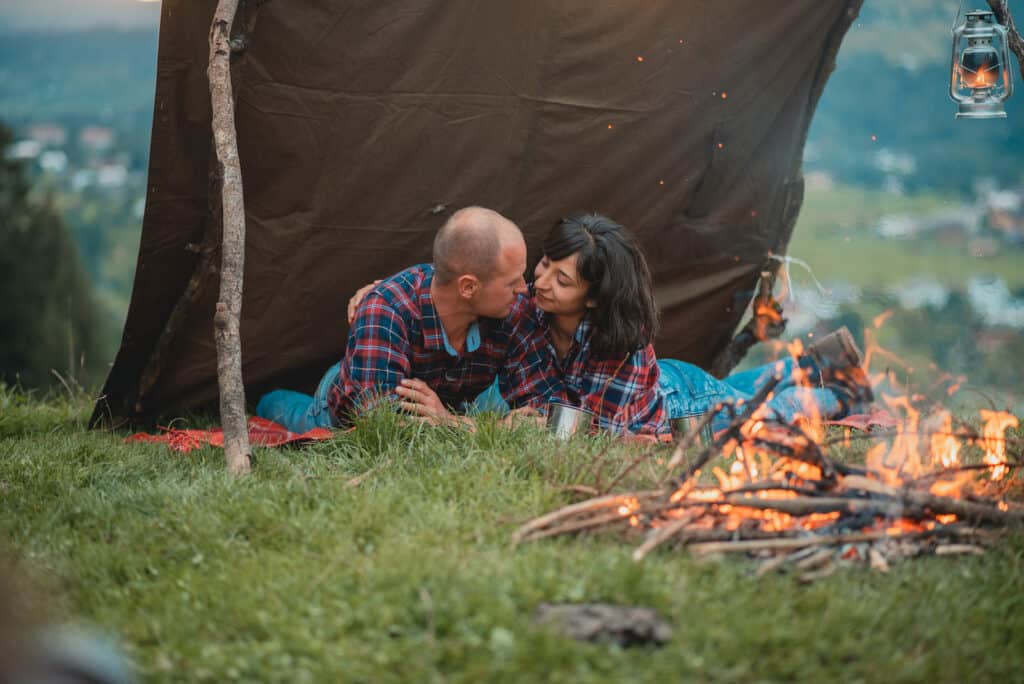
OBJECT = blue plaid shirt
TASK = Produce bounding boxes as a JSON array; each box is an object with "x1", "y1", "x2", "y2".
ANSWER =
[
  {"x1": 534, "y1": 306, "x2": 668, "y2": 436},
  {"x1": 327, "y1": 264, "x2": 563, "y2": 424}
]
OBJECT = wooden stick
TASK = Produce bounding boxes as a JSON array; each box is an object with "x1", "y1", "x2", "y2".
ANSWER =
[
  {"x1": 511, "y1": 491, "x2": 662, "y2": 544},
  {"x1": 688, "y1": 530, "x2": 907, "y2": 556},
  {"x1": 632, "y1": 510, "x2": 704, "y2": 561},
  {"x1": 935, "y1": 544, "x2": 985, "y2": 556},
  {"x1": 209, "y1": 0, "x2": 251, "y2": 476},
  {"x1": 722, "y1": 495, "x2": 913, "y2": 519},
  {"x1": 722, "y1": 482, "x2": 823, "y2": 497},
  {"x1": 517, "y1": 511, "x2": 628, "y2": 543},
  {"x1": 902, "y1": 490, "x2": 1024, "y2": 526},
  {"x1": 903, "y1": 462, "x2": 1022, "y2": 486}
]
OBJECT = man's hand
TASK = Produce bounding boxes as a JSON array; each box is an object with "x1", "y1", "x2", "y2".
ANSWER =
[
  {"x1": 347, "y1": 280, "x2": 383, "y2": 324},
  {"x1": 396, "y1": 378, "x2": 456, "y2": 426}
]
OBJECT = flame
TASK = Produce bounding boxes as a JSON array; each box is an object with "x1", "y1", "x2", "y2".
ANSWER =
[
  {"x1": 929, "y1": 412, "x2": 961, "y2": 469},
  {"x1": 961, "y1": 62, "x2": 998, "y2": 89},
  {"x1": 979, "y1": 410, "x2": 1018, "y2": 481}
]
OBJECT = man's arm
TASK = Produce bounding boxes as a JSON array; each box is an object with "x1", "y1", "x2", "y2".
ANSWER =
[{"x1": 327, "y1": 293, "x2": 412, "y2": 422}]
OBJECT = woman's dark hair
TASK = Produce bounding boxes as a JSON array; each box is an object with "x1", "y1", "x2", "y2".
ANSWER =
[{"x1": 543, "y1": 213, "x2": 659, "y2": 354}]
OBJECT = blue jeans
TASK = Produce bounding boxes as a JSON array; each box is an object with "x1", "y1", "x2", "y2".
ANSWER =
[
  {"x1": 256, "y1": 362, "x2": 340, "y2": 432},
  {"x1": 657, "y1": 358, "x2": 843, "y2": 433}
]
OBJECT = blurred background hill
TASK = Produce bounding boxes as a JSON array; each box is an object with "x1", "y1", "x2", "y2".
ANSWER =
[{"x1": 0, "y1": 1, "x2": 1021, "y2": 411}]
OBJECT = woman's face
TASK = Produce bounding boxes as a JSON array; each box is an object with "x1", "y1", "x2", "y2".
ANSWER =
[{"x1": 533, "y1": 252, "x2": 592, "y2": 316}]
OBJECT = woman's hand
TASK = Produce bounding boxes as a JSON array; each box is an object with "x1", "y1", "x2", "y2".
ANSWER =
[
  {"x1": 502, "y1": 405, "x2": 545, "y2": 428},
  {"x1": 347, "y1": 280, "x2": 383, "y2": 323}
]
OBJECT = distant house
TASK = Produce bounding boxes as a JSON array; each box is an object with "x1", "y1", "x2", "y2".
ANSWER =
[
  {"x1": 875, "y1": 214, "x2": 919, "y2": 239},
  {"x1": 967, "y1": 276, "x2": 1024, "y2": 329},
  {"x1": 26, "y1": 123, "x2": 68, "y2": 147},
  {"x1": 39, "y1": 150, "x2": 68, "y2": 174},
  {"x1": 6, "y1": 140, "x2": 42, "y2": 160},
  {"x1": 889, "y1": 277, "x2": 950, "y2": 310},
  {"x1": 96, "y1": 163, "x2": 128, "y2": 188},
  {"x1": 983, "y1": 187, "x2": 1024, "y2": 244},
  {"x1": 873, "y1": 148, "x2": 916, "y2": 176},
  {"x1": 79, "y1": 125, "x2": 116, "y2": 152},
  {"x1": 875, "y1": 207, "x2": 979, "y2": 241}
]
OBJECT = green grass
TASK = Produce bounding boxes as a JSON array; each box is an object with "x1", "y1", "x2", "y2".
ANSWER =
[
  {"x1": 789, "y1": 186, "x2": 1024, "y2": 290},
  {"x1": 2, "y1": 389, "x2": 1024, "y2": 682}
]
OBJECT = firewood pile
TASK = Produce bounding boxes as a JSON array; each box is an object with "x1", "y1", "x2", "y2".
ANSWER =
[{"x1": 514, "y1": 376, "x2": 1023, "y2": 580}]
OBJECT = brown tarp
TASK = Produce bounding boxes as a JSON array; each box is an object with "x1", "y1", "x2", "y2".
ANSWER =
[{"x1": 93, "y1": 0, "x2": 862, "y2": 426}]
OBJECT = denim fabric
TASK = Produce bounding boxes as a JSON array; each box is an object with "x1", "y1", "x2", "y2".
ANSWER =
[
  {"x1": 256, "y1": 362, "x2": 340, "y2": 432},
  {"x1": 656, "y1": 358, "x2": 843, "y2": 433},
  {"x1": 469, "y1": 378, "x2": 510, "y2": 415}
]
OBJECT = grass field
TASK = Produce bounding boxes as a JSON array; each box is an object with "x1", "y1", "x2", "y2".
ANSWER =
[
  {"x1": 788, "y1": 186, "x2": 1024, "y2": 290},
  {"x1": 2, "y1": 388, "x2": 1023, "y2": 682}
]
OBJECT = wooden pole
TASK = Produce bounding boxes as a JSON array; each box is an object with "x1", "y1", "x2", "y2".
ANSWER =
[
  {"x1": 208, "y1": 0, "x2": 251, "y2": 476},
  {"x1": 987, "y1": 0, "x2": 1024, "y2": 83}
]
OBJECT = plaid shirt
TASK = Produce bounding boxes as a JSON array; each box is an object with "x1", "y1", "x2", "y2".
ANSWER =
[
  {"x1": 534, "y1": 306, "x2": 668, "y2": 436},
  {"x1": 327, "y1": 264, "x2": 562, "y2": 424}
]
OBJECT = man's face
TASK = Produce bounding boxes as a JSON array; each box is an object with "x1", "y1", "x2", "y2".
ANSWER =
[{"x1": 471, "y1": 238, "x2": 528, "y2": 318}]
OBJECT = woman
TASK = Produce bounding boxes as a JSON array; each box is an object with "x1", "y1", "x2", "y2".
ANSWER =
[{"x1": 473, "y1": 213, "x2": 667, "y2": 436}]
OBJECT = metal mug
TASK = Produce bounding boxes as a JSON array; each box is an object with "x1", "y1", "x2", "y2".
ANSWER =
[
  {"x1": 670, "y1": 413, "x2": 714, "y2": 446},
  {"x1": 546, "y1": 402, "x2": 594, "y2": 440}
]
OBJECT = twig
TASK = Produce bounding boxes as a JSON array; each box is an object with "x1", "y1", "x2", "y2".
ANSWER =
[
  {"x1": 934, "y1": 544, "x2": 985, "y2": 556},
  {"x1": 688, "y1": 530, "x2": 916, "y2": 556},
  {"x1": 722, "y1": 495, "x2": 913, "y2": 519},
  {"x1": 632, "y1": 510, "x2": 704, "y2": 561},
  {"x1": 660, "y1": 403, "x2": 724, "y2": 483},
  {"x1": 721, "y1": 482, "x2": 824, "y2": 497},
  {"x1": 903, "y1": 461, "x2": 1023, "y2": 487},
  {"x1": 517, "y1": 510, "x2": 629, "y2": 543},
  {"x1": 511, "y1": 491, "x2": 662, "y2": 544}
]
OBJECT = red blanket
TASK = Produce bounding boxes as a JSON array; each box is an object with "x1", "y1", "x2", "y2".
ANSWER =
[{"x1": 125, "y1": 416, "x2": 333, "y2": 453}]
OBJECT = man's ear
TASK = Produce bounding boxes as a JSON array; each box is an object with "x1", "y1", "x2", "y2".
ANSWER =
[{"x1": 457, "y1": 274, "x2": 480, "y2": 299}]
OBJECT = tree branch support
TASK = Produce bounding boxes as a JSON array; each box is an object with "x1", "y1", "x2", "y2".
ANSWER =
[{"x1": 209, "y1": 0, "x2": 251, "y2": 476}]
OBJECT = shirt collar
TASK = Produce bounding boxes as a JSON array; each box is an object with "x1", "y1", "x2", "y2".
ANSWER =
[
  {"x1": 418, "y1": 264, "x2": 481, "y2": 357},
  {"x1": 535, "y1": 305, "x2": 593, "y2": 358}
]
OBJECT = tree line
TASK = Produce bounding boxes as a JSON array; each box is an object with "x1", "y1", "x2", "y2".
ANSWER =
[{"x1": 0, "y1": 123, "x2": 110, "y2": 391}]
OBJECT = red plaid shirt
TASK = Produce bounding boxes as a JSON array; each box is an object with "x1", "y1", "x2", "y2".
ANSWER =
[
  {"x1": 327, "y1": 264, "x2": 563, "y2": 424},
  {"x1": 534, "y1": 305, "x2": 668, "y2": 436}
]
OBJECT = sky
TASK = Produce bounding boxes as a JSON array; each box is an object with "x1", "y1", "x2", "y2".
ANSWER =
[{"x1": 0, "y1": 0, "x2": 160, "y2": 31}]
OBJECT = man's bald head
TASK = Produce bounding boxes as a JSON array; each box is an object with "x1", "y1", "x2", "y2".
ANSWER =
[{"x1": 433, "y1": 206, "x2": 523, "y2": 285}]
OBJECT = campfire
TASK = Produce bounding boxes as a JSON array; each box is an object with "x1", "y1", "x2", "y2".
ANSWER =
[{"x1": 514, "y1": 328, "x2": 1023, "y2": 580}]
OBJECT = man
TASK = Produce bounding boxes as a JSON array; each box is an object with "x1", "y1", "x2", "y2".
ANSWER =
[{"x1": 257, "y1": 206, "x2": 563, "y2": 430}]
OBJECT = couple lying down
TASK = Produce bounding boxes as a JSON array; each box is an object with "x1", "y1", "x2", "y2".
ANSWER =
[{"x1": 257, "y1": 207, "x2": 872, "y2": 438}]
